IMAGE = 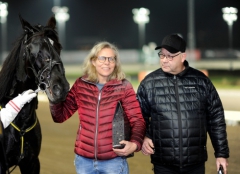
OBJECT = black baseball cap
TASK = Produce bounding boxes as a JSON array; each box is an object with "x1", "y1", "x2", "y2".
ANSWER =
[{"x1": 155, "y1": 34, "x2": 186, "y2": 53}]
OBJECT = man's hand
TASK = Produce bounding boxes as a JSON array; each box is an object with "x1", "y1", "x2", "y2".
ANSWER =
[
  {"x1": 216, "y1": 157, "x2": 228, "y2": 174},
  {"x1": 141, "y1": 136, "x2": 154, "y2": 155}
]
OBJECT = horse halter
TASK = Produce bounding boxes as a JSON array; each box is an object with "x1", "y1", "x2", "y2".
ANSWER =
[{"x1": 22, "y1": 26, "x2": 63, "y2": 92}]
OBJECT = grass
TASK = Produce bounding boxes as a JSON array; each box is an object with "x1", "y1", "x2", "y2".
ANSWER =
[
  {"x1": 64, "y1": 64, "x2": 240, "y2": 90},
  {"x1": 65, "y1": 71, "x2": 240, "y2": 90},
  {"x1": 210, "y1": 76, "x2": 240, "y2": 89}
]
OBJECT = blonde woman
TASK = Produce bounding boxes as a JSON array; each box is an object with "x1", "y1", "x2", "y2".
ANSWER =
[{"x1": 49, "y1": 41, "x2": 146, "y2": 174}]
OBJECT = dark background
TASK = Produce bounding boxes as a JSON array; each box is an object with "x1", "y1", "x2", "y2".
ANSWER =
[{"x1": 1, "y1": 0, "x2": 240, "y2": 50}]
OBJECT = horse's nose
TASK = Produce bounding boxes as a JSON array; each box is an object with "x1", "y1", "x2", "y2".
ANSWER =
[
  {"x1": 52, "y1": 84, "x2": 63, "y2": 97},
  {"x1": 52, "y1": 83, "x2": 69, "y2": 98}
]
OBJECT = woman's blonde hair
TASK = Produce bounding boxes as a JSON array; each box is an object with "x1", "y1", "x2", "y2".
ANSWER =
[{"x1": 82, "y1": 41, "x2": 125, "y2": 82}]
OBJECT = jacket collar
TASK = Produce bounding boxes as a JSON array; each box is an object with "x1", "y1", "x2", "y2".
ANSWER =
[
  {"x1": 81, "y1": 75, "x2": 122, "y2": 86},
  {"x1": 178, "y1": 60, "x2": 190, "y2": 77}
]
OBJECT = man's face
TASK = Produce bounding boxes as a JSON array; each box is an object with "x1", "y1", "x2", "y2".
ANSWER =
[{"x1": 159, "y1": 48, "x2": 186, "y2": 74}]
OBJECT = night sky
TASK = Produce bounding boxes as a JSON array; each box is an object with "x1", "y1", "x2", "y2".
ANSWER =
[{"x1": 1, "y1": 0, "x2": 240, "y2": 50}]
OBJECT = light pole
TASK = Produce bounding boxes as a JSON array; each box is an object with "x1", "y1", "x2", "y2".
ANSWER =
[
  {"x1": 0, "y1": 1, "x2": 8, "y2": 64},
  {"x1": 132, "y1": 7, "x2": 150, "y2": 49},
  {"x1": 187, "y1": 0, "x2": 196, "y2": 62},
  {"x1": 52, "y1": 6, "x2": 70, "y2": 50},
  {"x1": 222, "y1": 7, "x2": 238, "y2": 50}
]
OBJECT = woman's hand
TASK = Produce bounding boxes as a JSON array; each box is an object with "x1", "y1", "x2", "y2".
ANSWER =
[{"x1": 112, "y1": 140, "x2": 137, "y2": 157}]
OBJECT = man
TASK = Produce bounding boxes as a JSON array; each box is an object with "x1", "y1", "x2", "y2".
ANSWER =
[
  {"x1": 0, "y1": 89, "x2": 37, "y2": 173},
  {"x1": 137, "y1": 34, "x2": 229, "y2": 174}
]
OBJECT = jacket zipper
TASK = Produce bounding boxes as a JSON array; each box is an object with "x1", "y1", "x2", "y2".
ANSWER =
[
  {"x1": 94, "y1": 90, "x2": 102, "y2": 160},
  {"x1": 174, "y1": 75, "x2": 183, "y2": 167},
  {"x1": 80, "y1": 78, "x2": 120, "y2": 160}
]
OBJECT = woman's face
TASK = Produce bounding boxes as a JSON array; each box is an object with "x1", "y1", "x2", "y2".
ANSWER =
[{"x1": 92, "y1": 48, "x2": 116, "y2": 84}]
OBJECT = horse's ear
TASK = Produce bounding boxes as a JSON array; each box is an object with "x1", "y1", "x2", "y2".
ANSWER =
[
  {"x1": 47, "y1": 16, "x2": 56, "y2": 30},
  {"x1": 19, "y1": 14, "x2": 33, "y2": 33}
]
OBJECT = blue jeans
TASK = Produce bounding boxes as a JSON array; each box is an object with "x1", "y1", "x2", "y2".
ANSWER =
[{"x1": 74, "y1": 154, "x2": 129, "y2": 174}]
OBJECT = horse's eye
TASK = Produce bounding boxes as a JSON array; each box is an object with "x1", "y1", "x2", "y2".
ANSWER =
[{"x1": 45, "y1": 58, "x2": 50, "y2": 62}]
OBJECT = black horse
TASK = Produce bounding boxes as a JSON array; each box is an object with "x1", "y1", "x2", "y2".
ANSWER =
[{"x1": 0, "y1": 15, "x2": 70, "y2": 174}]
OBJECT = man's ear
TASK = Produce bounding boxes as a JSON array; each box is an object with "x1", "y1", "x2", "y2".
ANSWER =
[{"x1": 181, "y1": 53, "x2": 186, "y2": 62}]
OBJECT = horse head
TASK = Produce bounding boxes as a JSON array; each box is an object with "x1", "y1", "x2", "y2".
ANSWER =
[{"x1": 17, "y1": 15, "x2": 70, "y2": 103}]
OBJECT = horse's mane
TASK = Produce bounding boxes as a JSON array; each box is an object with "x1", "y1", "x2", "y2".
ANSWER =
[{"x1": 0, "y1": 34, "x2": 25, "y2": 101}]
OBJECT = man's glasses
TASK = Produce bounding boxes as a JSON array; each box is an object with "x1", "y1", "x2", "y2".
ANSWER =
[
  {"x1": 158, "y1": 52, "x2": 181, "y2": 61},
  {"x1": 97, "y1": 56, "x2": 116, "y2": 63}
]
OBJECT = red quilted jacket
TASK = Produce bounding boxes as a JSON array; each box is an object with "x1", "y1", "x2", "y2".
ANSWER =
[{"x1": 49, "y1": 76, "x2": 146, "y2": 160}]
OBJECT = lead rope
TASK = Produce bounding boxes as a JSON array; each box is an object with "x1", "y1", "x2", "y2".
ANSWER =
[{"x1": 8, "y1": 119, "x2": 38, "y2": 173}]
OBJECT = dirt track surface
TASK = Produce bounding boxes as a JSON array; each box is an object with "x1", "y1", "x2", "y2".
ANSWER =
[{"x1": 10, "y1": 89, "x2": 240, "y2": 174}]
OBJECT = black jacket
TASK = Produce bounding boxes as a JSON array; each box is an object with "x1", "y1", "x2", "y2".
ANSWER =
[{"x1": 137, "y1": 61, "x2": 229, "y2": 167}]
